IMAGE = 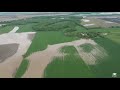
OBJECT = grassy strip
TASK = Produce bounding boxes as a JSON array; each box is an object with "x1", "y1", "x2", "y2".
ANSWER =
[
  {"x1": 0, "y1": 25, "x2": 15, "y2": 34},
  {"x1": 14, "y1": 59, "x2": 29, "y2": 78}
]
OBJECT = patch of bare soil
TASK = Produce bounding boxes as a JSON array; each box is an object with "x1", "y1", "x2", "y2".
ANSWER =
[
  {"x1": 9, "y1": 26, "x2": 19, "y2": 33},
  {"x1": 27, "y1": 33, "x2": 36, "y2": 41},
  {"x1": 76, "y1": 44, "x2": 108, "y2": 65},
  {"x1": 81, "y1": 17, "x2": 120, "y2": 28},
  {"x1": 23, "y1": 39, "x2": 97, "y2": 78},
  {"x1": 0, "y1": 32, "x2": 36, "y2": 78},
  {"x1": 0, "y1": 43, "x2": 19, "y2": 63},
  {"x1": 0, "y1": 56, "x2": 23, "y2": 78}
]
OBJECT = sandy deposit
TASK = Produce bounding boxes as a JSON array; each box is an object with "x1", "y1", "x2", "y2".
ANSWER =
[
  {"x1": 0, "y1": 32, "x2": 36, "y2": 57},
  {"x1": 52, "y1": 18, "x2": 56, "y2": 19},
  {"x1": 81, "y1": 17, "x2": 120, "y2": 28},
  {"x1": 76, "y1": 44, "x2": 108, "y2": 65},
  {"x1": 103, "y1": 33, "x2": 108, "y2": 35},
  {"x1": 0, "y1": 15, "x2": 37, "y2": 22},
  {"x1": 27, "y1": 33, "x2": 36, "y2": 41},
  {"x1": 60, "y1": 18, "x2": 64, "y2": 19},
  {"x1": 23, "y1": 39, "x2": 97, "y2": 78},
  {"x1": 83, "y1": 24, "x2": 95, "y2": 26},
  {"x1": 105, "y1": 21, "x2": 114, "y2": 23},
  {"x1": 0, "y1": 29, "x2": 36, "y2": 78},
  {"x1": 9, "y1": 26, "x2": 19, "y2": 33},
  {"x1": 82, "y1": 19, "x2": 90, "y2": 22},
  {"x1": 0, "y1": 43, "x2": 19, "y2": 63}
]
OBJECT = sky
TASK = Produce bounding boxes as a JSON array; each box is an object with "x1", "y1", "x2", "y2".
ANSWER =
[
  {"x1": 0, "y1": 12, "x2": 39, "y2": 15},
  {"x1": 0, "y1": 12, "x2": 120, "y2": 16}
]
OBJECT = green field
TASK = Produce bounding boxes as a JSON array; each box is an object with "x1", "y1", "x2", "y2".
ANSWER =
[
  {"x1": 16, "y1": 24, "x2": 36, "y2": 33},
  {"x1": 76, "y1": 26, "x2": 120, "y2": 78},
  {"x1": 22, "y1": 16, "x2": 106, "y2": 58},
  {"x1": 80, "y1": 43, "x2": 95, "y2": 53},
  {"x1": 14, "y1": 59, "x2": 29, "y2": 78},
  {"x1": 24, "y1": 31, "x2": 78, "y2": 57},
  {"x1": 1, "y1": 15, "x2": 120, "y2": 78},
  {"x1": 0, "y1": 25, "x2": 14, "y2": 34},
  {"x1": 22, "y1": 16, "x2": 85, "y2": 57},
  {"x1": 90, "y1": 37, "x2": 120, "y2": 78},
  {"x1": 44, "y1": 46, "x2": 94, "y2": 78},
  {"x1": 106, "y1": 32, "x2": 120, "y2": 44}
]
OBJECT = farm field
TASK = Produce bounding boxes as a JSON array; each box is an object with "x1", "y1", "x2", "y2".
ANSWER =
[
  {"x1": 81, "y1": 17, "x2": 120, "y2": 29},
  {"x1": 14, "y1": 59, "x2": 29, "y2": 78},
  {"x1": 91, "y1": 38, "x2": 120, "y2": 78},
  {"x1": 0, "y1": 25, "x2": 15, "y2": 34},
  {"x1": 44, "y1": 46, "x2": 94, "y2": 78},
  {"x1": 101, "y1": 18, "x2": 120, "y2": 23},
  {"x1": 0, "y1": 12, "x2": 120, "y2": 78}
]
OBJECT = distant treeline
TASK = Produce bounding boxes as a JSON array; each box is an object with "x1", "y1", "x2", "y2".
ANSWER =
[{"x1": 31, "y1": 17, "x2": 103, "y2": 39}]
